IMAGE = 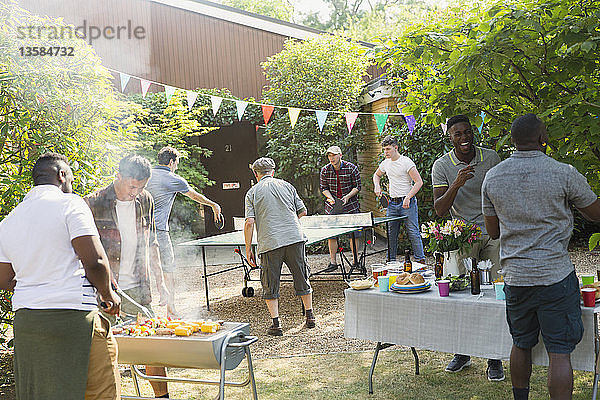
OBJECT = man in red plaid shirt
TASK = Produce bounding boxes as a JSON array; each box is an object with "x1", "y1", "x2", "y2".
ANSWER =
[{"x1": 319, "y1": 145, "x2": 362, "y2": 272}]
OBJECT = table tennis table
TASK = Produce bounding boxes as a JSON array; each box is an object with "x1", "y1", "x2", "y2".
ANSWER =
[{"x1": 180, "y1": 212, "x2": 405, "y2": 310}]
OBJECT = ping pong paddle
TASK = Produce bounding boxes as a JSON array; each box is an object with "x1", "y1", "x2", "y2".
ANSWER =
[
  {"x1": 331, "y1": 198, "x2": 344, "y2": 215},
  {"x1": 215, "y1": 212, "x2": 225, "y2": 230},
  {"x1": 379, "y1": 193, "x2": 389, "y2": 209}
]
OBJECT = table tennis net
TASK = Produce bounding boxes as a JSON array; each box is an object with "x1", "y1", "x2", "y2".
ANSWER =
[{"x1": 233, "y1": 212, "x2": 373, "y2": 231}]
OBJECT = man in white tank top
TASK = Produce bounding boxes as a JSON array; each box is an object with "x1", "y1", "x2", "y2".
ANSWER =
[{"x1": 373, "y1": 135, "x2": 426, "y2": 262}]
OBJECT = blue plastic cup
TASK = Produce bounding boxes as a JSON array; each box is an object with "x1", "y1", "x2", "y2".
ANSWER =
[
  {"x1": 378, "y1": 276, "x2": 389, "y2": 292},
  {"x1": 494, "y1": 282, "x2": 505, "y2": 300}
]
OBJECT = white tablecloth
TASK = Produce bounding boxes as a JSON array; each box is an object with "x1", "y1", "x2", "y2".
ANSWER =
[{"x1": 344, "y1": 285, "x2": 598, "y2": 372}]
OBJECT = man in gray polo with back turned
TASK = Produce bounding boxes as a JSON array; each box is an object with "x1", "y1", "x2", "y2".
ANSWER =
[
  {"x1": 483, "y1": 114, "x2": 600, "y2": 400},
  {"x1": 244, "y1": 157, "x2": 315, "y2": 336}
]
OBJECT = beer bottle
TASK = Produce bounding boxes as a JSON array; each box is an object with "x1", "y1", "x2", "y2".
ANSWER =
[
  {"x1": 470, "y1": 257, "x2": 480, "y2": 295},
  {"x1": 403, "y1": 249, "x2": 412, "y2": 273},
  {"x1": 434, "y1": 253, "x2": 444, "y2": 279}
]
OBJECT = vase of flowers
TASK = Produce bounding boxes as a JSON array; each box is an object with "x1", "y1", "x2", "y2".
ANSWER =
[{"x1": 421, "y1": 219, "x2": 483, "y2": 276}]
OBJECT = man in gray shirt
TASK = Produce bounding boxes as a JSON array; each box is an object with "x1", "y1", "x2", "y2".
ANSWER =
[
  {"x1": 146, "y1": 146, "x2": 222, "y2": 317},
  {"x1": 483, "y1": 114, "x2": 600, "y2": 400},
  {"x1": 244, "y1": 157, "x2": 314, "y2": 336},
  {"x1": 432, "y1": 114, "x2": 503, "y2": 379}
]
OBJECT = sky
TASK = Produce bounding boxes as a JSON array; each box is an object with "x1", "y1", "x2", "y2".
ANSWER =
[{"x1": 290, "y1": 0, "x2": 449, "y2": 18}]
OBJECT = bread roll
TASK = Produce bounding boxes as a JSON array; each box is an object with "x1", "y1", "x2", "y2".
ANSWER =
[
  {"x1": 409, "y1": 273, "x2": 425, "y2": 284},
  {"x1": 397, "y1": 272, "x2": 409, "y2": 280},
  {"x1": 397, "y1": 275, "x2": 411, "y2": 285}
]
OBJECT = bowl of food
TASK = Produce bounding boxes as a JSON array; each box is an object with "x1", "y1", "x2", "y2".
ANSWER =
[{"x1": 439, "y1": 274, "x2": 470, "y2": 292}]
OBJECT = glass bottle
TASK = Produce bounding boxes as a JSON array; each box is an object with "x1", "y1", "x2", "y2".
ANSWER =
[
  {"x1": 435, "y1": 253, "x2": 444, "y2": 279},
  {"x1": 470, "y1": 257, "x2": 480, "y2": 295},
  {"x1": 403, "y1": 249, "x2": 412, "y2": 273}
]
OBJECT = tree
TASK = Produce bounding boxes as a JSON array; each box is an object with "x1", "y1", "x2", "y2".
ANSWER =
[
  {"x1": 127, "y1": 88, "x2": 262, "y2": 237},
  {"x1": 300, "y1": 0, "x2": 439, "y2": 42},
  {"x1": 261, "y1": 34, "x2": 372, "y2": 212},
  {"x1": 372, "y1": 0, "x2": 600, "y2": 190},
  {"x1": 0, "y1": 2, "x2": 141, "y2": 330},
  {"x1": 221, "y1": 0, "x2": 295, "y2": 22}
]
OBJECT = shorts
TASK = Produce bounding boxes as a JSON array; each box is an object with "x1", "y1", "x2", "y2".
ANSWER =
[
  {"x1": 156, "y1": 230, "x2": 176, "y2": 273},
  {"x1": 85, "y1": 312, "x2": 121, "y2": 399},
  {"x1": 260, "y1": 242, "x2": 312, "y2": 300},
  {"x1": 505, "y1": 271, "x2": 583, "y2": 354}
]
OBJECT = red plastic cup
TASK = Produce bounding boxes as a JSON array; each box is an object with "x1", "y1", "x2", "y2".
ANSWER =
[
  {"x1": 582, "y1": 288, "x2": 596, "y2": 307},
  {"x1": 437, "y1": 280, "x2": 450, "y2": 297},
  {"x1": 373, "y1": 269, "x2": 384, "y2": 286}
]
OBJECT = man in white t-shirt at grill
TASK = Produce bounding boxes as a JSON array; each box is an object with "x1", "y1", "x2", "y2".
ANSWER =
[
  {"x1": 373, "y1": 135, "x2": 426, "y2": 263},
  {"x1": 0, "y1": 152, "x2": 121, "y2": 399}
]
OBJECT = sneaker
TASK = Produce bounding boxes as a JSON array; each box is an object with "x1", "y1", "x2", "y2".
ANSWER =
[
  {"x1": 267, "y1": 325, "x2": 283, "y2": 336},
  {"x1": 486, "y1": 359, "x2": 505, "y2": 381},
  {"x1": 324, "y1": 263, "x2": 338, "y2": 273},
  {"x1": 305, "y1": 315, "x2": 316, "y2": 329},
  {"x1": 445, "y1": 354, "x2": 472, "y2": 372}
]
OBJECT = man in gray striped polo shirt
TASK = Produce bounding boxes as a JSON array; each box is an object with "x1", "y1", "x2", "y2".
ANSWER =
[{"x1": 431, "y1": 114, "x2": 504, "y2": 380}]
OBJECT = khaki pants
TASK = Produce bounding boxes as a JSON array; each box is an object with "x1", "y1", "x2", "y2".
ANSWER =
[{"x1": 85, "y1": 312, "x2": 121, "y2": 399}]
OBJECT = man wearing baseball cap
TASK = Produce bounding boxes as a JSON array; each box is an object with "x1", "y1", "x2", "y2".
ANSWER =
[
  {"x1": 244, "y1": 157, "x2": 315, "y2": 336},
  {"x1": 319, "y1": 145, "x2": 362, "y2": 272}
]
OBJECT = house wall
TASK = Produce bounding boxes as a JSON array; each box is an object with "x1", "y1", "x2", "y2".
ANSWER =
[
  {"x1": 17, "y1": 0, "x2": 288, "y2": 99},
  {"x1": 17, "y1": 0, "x2": 384, "y2": 100}
]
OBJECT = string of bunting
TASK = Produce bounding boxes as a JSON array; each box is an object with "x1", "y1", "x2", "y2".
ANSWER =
[{"x1": 109, "y1": 68, "x2": 422, "y2": 135}]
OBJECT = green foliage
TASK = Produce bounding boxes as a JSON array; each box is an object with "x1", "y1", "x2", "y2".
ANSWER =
[
  {"x1": 589, "y1": 232, "x2": 600, "y2": 251},
  {"x1": 0, "y1": 2, "x2": 143, "y2": 328},
  {"x1": 221, "y1": 0, "x2": 294, "y2": 21},
  {"x1": 261, "y1": 35, "x2": 372, "y2": 212},
  {"x1": 127, "y1": 88, "x2": 263, "y2": 234},
  {"x1": 372, "y1": 0, "x2": 600, "y2": 191},
  {"x1": 300, "y1": 0, "x2": 441, "y2": 42},
  {"x1": 378, "y1": 117, "x2": 510, "y2": 230}
]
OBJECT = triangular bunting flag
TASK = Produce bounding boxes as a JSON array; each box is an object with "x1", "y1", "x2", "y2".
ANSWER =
[
  {"x1": 186, "y1": 90, "x2": 198, "y2": 111},
  {"x1": 140, "y1": 79, "x2": 151, "y2": 97},
  {"x1": 345, "y1": 112, "x2": 359, "y2": 133},
  {"x1": 374, "y1": 113, "x2": 388, "y2": 133},
  {"x1": 211, "y1": 96, "x2": 223, "y2": 117},
  {"x1": 164, "y1": 85, "x2": 176, "y2": 104},
  {"x1": 288, "y1": 107, "x2": 301, "y2": 128},
  {"x1": 405, "y1": 115, "x2": 416, "y2": 134},
  {"x1": 119, "y1": 73, "x2": 130, "y2": 92},
  {"x1": 235, "y1": 100, "x2": 248, "y2": 120},
  {"x1": 440, "y1": 117, "x2": 451, "y2": 134},
  {"x1": 262, "y1": 105, "x2": 274, "y2": 125},
  {"x1": 315, "y1": 110, "x2": 329, "y2": 132}
]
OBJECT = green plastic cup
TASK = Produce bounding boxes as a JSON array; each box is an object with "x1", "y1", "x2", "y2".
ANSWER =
[{"x1": 582, "y1": 274, "x2": 595, "y2": 286}]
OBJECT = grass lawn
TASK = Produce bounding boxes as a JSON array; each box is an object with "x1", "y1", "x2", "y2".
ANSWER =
[{"x1": 121, "y1": 348, "x2": 595, "y2": 399}]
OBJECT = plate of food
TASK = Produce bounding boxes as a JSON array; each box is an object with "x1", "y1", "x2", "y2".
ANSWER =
[
  {"x1": 348, "y1": 278, "x2": 374, "y2": 290},
  {"x1": 390, "y1": 272, "x2": 431, "y2": 293}
]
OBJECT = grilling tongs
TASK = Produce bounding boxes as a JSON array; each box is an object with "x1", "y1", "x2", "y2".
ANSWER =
[{"x1": 100, "y1": 282, "x2": 155, "y2": 319}]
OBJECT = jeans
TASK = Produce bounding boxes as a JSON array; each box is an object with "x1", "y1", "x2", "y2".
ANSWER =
[{"x1": 387, "y1": 197, "x2": 425, "y2": 261}]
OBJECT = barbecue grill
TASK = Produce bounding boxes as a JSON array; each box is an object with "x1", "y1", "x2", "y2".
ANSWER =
[{"x1": 114, "y1": 322, "x2": 258, "y2": 399}]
